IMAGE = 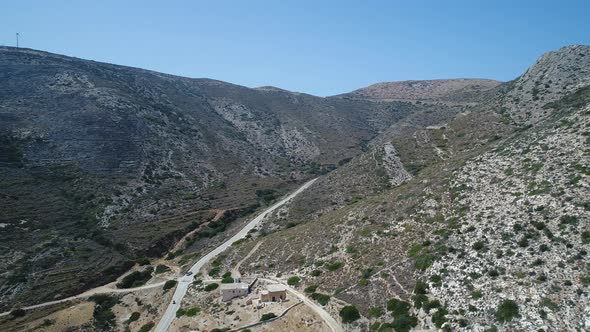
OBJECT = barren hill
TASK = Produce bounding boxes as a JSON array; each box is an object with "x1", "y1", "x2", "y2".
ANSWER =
[{"x1": 337, "y1": 78, "x2": 501, "y2": 104}]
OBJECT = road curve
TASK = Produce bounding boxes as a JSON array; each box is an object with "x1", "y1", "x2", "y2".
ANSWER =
[
  {"x1": 259, "y1": 277, "x2": 343, "y2": 332},
  {"x1": 154, "y1": 178, "x2": 318, "y2": 332}
]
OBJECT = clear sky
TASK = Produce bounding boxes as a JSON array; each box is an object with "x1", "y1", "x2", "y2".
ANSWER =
[{"x1": 1, "y1": 0, "x2": 589, "y2": 96}]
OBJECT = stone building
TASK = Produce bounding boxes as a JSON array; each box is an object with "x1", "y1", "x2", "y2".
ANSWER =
[
  {"x1": 220, "y1": 282, "x2": 249, "y2": 301},
  {"x1": 260, "y1": 284, "x2": 287, "y2": 302}
]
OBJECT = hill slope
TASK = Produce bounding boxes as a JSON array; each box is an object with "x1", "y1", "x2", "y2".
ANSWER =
[
  {"x1": 0, "y1": 47, "x2": 456, "y2": 310},
  {"x1": 0, "y1": 45, "x2": 588, "y2": 332},
  {"x1": 219, "y1": 45, "x2": 590, "y2": 331}
]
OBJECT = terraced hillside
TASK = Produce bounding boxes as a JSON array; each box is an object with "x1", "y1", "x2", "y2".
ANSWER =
[{"x1": 0, "y1": 47, "x2": 459, "y2": 310}]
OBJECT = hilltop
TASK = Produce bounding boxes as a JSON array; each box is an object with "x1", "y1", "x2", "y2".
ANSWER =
[{"x1": 337, "y1": 78, "x2": 501, "y2": 104}]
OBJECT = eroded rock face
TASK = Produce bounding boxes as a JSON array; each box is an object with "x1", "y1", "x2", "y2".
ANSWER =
[{"x1": 381, "y1": 143, "x2": 412, "y2": 186}]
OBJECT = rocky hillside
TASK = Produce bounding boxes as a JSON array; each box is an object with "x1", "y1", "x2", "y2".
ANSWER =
[
  {"x1": 338, "y1": 79, "x2": 501, "y2": 104},
  {"x1": 498, "y1": 44, "x2": 590, "y2": 124},
  {"x1": 0, "y1": 47, "x2": 453, "y2": 310},
  {"x1": 0, "y1": 48, "x2": 420, "y2": 307},
  {"x1": 219, "y1": 45, "x2": 590, "y2": 331},
  {"x1": 1, "y1": 44, "x2": 588, "y2": 332}
]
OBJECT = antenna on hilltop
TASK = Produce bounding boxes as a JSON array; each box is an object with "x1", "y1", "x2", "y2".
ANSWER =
[{"x1": 16, "y1": 33, "x2": 19, "y2": 48}]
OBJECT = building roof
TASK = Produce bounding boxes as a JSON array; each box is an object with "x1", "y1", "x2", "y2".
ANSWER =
[
  {"x1": 266, "y1": 284, "x2": 286, "y2": 292},
  {"x1": 219, "y1": 282, "x2": 249, "y2": 290}
]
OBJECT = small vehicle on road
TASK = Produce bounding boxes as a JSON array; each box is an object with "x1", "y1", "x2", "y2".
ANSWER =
[{"x1": 185, "y1": 271, "x2": 193, "y2": 276}]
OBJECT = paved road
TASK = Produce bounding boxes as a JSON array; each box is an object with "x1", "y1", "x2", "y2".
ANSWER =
[{"x1": 154, "y1": 178, "x2": 318, "y2": 332}]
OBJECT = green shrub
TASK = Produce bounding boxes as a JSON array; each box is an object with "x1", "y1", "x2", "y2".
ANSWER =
[
  {"x1": 339, "y1": 305, "x2": 361, "y2": 323},
  {"x1": 89, "y1": 294, "x2": 118, "y2": 330},
  {"x1": 139, "y1": 321, "x2": 155, "y2": 332},
  {"x1": 472, "y1": 241, "x2": 485, "y2": 251},
  {"x1": 423, "y1": 299, "x2": 441, "y2": 313},
  {"x1": 408, "y1": 241, "x2": 436, "y2": 271},
  {"x1": 361, "y1": 268, "x2": 375, "y2": 279},
  {"x1": 385, "y1": 297, "x2": 417, "y2": 332},
  {"x1": 208, "y1": 266, "x2": 221, "y2": 277},
  {"x1": 369, "y1": 322, "x2": 382, "y2": 331},
  {"x1": 560, "y1": 215, "x2": 578, "y2": 225},
  {"x1": 186, "y1": 306, "x2": 201, "y2": 316},
  {"x1": 414, "y1": 280, "x2": 428, "y2": 294},
  {"x1": 391, "y1": 314, "x2": 417, "y2": 332},
  {"x1": 495, "y1": 299, "x2": 519, "y2": 322},
  {"x1": 325, "y1": 261, "x2": 343, "y2": 271},
  {"x1": 287, "y1": 276, "x2": 301, "y2": 285},
  {"x1": 471, "y1": 290, "x2": 483, "y2": 299},
  {"x1": 205, "y1": 283, "x2": 219, "y2": 291},
  {"x1": 163, "y1": 280, "x2": 177, "y2": 291},
  {"x1": 387, "y1": 298, "x2": 410, "y2": 316},
  {"x1": 311, "y1": 292, "x2": 330, "y2": 305},
  {"x1": 128, "y1": 312, "x2": 140, "y2": 323},
  {"x1": 304, "y1": 285, "x2": 318, "y2": 293},
  {"x1": 155, "y1": 264, "x2": 171, "y2": 274},
  {"x1": 431, "y1": 307, "x2": 448, "y2": 328},
  {"x1": 136, "y1": 257, "x2": 150, "y2": 266},
  {"x1": 368, "y1": 307, "x2": 383, "y2": 318},
  {"x1": 429, "y1": 274, "x2": 442, "y2": 284},
  {"x1": 256, "y1": 189, "x2": 279, "y2": 204},
  {"x1": 311, "y1": 269, "x2": 322, "y2": 276},
  {"x1": 221, "y1": 272, "x2": 234, "y2": 283},
  {"x1": 414, "y1": 253, "x2": 435, "y2": 270},
  {"x1": 260, "y1": 312, "x2": 277, "y2": 321},
  {"x1": 117, "y1": 267, "x2": 154, "y2": 288},
  {"x1": 412, "y1": 294, "x2": 428, "y2": 309},
  {"x1": 10, "y1": 308, "x2": 26, "y2": 318}
]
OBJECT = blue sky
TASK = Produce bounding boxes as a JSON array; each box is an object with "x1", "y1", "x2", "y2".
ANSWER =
[{"x1": 1, "y1": 0, "x2": 589, "y2": 96}]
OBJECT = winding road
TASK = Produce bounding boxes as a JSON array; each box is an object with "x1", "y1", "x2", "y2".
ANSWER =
[
  {"x1": 259, "y1": 277, "x2": 343, "y2": 332},
  {"x1": 154, "y1": 178, "x2": 319, "y2": 332}
]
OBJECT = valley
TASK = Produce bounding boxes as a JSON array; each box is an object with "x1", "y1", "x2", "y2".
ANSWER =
[{"x1": 0, "y1": 45, "x2": 589, "y2": 331}]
